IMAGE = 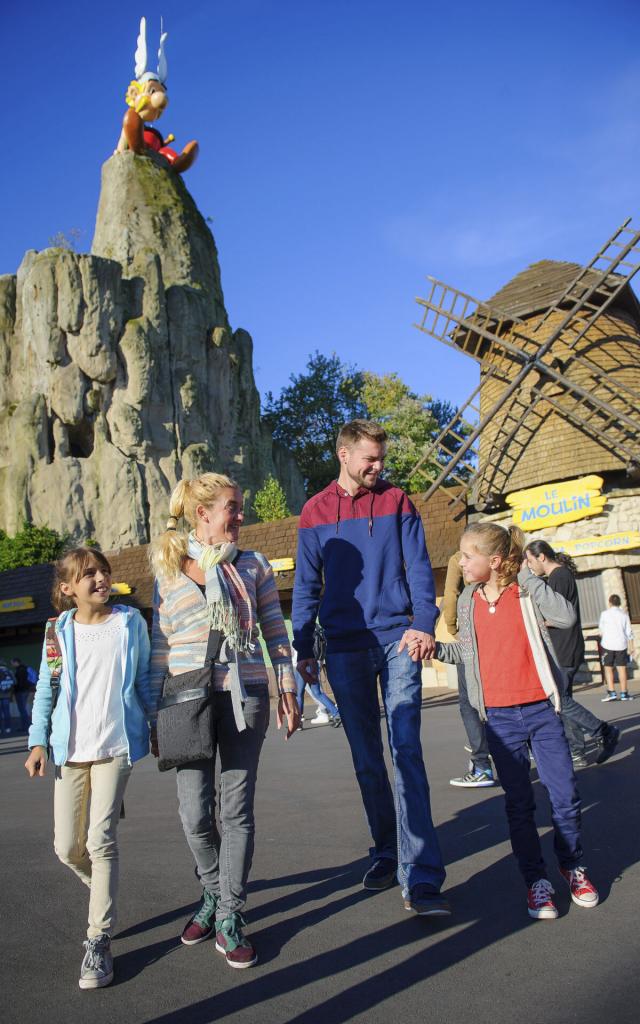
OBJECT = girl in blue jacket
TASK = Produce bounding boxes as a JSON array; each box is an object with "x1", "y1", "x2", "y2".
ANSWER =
[{"x1": 25, "y1": 548, "x2": 155, "y2": 991}]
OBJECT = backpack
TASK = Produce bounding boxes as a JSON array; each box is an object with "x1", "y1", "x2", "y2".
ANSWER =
[
  {"x1": 44, "y1": 618, "x2": 62, "y2": 744},
  {"x1": 0, "y1": 666, "x2": 14, "y2": 694}
]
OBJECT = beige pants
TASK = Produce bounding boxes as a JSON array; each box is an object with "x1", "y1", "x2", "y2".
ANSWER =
[{"x1": 54, "y1": 755, "x2": 131, "y2": 938}]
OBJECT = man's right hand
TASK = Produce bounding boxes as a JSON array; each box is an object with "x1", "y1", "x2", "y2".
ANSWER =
[
  {"x1": 297, "y1": 658, "x2": 319, "y2": 685},
  {"x1": 25, "y1": 746, "x2": 47, "y2": 778}
]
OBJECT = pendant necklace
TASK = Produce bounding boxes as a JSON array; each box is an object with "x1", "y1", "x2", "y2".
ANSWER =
[{"x1": 481, "y1": 583, "x2": 506, "y2": 614}]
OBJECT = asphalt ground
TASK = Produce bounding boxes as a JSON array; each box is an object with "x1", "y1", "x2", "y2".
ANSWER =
[{"x1": 1, "y1": 685, "x2": 639, "y2": 1024}]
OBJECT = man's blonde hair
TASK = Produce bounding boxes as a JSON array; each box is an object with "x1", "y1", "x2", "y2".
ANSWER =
[{"x1": 336, "y1": 419, "x2": 387, "y2": 454}]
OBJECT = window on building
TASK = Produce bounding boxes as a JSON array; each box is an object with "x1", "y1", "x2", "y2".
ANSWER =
[
  {"x1": 575, "y1": 572, "x2": 606, "y2": 627},
  {"x1": 623, "y1": 567, "x2": 640, "y2": 623}
]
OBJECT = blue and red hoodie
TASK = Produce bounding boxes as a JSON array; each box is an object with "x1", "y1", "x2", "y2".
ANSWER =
[{"x1": 292, "y1": 479, "x2": 439, "y2": 658}]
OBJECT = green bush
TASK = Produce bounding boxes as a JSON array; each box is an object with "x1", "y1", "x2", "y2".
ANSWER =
[
  {"x1": 253, "y1": 477, "x2": 290, "y2": 523},
  {"x1": 0, "y1": 522, "x2": 67, "y2": 573}
]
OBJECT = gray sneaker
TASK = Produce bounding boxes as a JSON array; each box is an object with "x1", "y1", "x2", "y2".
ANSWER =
[{"x1": 79, "y1": 934, "x2": 113, "y2": 990}]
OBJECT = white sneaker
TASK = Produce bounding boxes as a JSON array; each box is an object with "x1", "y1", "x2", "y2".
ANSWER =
[
  {"x1": 309, "y1": 710, "x2": 331, "y2": 726},
  {"x1": 79, "y1": 934, "x2": 113, "y2": 989}
]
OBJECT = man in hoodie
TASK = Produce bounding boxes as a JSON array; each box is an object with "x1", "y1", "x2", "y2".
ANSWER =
[{"x1": 292, "y1": 419, "x2": 449, "y2": 917}]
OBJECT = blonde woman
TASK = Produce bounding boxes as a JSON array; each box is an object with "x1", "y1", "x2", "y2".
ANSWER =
[{"x1": 150, "y1": 473, "x2": 299, "y2": 968}]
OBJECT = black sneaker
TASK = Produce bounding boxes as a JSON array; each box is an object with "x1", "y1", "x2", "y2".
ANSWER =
[
  {"x1": 571, "y1": 752, "x2": 588, "y2": 769},
  {"x1": 403, "y1": 884, "x2": 451, "y2": 917},
  {"x1": 363, "y1": 858, "x2": 397, "y2": 890},
  {"x1": 595, "y1": 724, "x2": 620, "y2": 765}
]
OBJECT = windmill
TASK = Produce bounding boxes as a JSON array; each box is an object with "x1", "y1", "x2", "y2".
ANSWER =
[{"x1": 411, "y1": 219, "x2": 640, "y2": 512}]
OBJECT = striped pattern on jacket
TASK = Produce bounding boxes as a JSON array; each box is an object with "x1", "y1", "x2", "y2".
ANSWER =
[{"x1": 151, "y1": 550, "x2": 296, "y2": 695}]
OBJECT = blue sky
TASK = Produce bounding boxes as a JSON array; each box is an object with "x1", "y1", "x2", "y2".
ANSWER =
[{"x1": 1, "y1": 0, "x2": 639, "y2": 409}]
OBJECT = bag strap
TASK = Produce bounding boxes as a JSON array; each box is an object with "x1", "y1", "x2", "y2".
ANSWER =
[{"x1": 45, "y1": 617, "x2": 63, "y2": 680}]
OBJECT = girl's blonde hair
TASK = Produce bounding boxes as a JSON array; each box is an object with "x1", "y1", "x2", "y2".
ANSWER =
[
  {"x1": 150, "y1": 472, "x2": 240, "y2": 578},
  {"x1": 52, "y1": 548, "x2": 112, "y2": 613},
  {"x1": 463, "y1": 522, "x2": 525, "y2": 588}
]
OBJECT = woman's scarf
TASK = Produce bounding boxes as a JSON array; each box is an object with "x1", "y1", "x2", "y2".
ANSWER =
[{"x1": 187, "y1": 533, "x2": 256, "y2": 731}]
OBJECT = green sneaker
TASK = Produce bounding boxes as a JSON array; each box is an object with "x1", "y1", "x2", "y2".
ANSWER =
[
  {"x1": 181, "y1": 889, "x2": 218, "y2": 946},
  {"x1": 79, "y1": 934, "x2": 113, "y2": 989},
  {"x1": 215, "y1": 912, "x2": 258, "y2": 968}
]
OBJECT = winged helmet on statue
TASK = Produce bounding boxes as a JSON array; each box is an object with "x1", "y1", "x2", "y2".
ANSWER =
[{"x1": 115, "y1": 16, "x2": 199, "y2": 173}]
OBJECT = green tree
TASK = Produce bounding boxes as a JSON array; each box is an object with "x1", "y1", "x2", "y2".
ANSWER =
[
  {"x1": 0, "y1": 522, "x2": 67, "y2": 572},
  {"x1": 253, "y1": 476, "x2": 291, "y2": 522},
  {"x1": 263, "y1": 351, "x2": 367, "y2": 496},
  {"x1": 361, "y1": 373, "x2": 473, "y2": 493},
  {"x1": 361, "y1": 373, "x2": 440, "y2": 493}
]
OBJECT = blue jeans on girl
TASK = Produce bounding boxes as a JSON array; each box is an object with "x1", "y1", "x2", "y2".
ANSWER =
[
  {"x1": 485, "y1": 700, "x2": 582, "y2": 886},
  {"x1": 295, "y1": 670, "x2": 338, "y2": 718}
]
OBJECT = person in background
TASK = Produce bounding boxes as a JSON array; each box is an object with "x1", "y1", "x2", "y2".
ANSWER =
[
  {"x1": 524, "y1": 542, "x2": 619, "y2": 767},
  {"x1": 11, "y1": 657, "x2": 32, "y2": 732},
  {"x1": 0, "y1": 660, "x2": 16, "y2": 734},
  {"x1": 293, "y1": 624, "x2": 341, "y2": 728},
  {"x1": 443, "y1": 552, "x2": 495, "y2": 789},
  {"x1": 598, "y1": 594, "x2": 635, "y2": 701}
]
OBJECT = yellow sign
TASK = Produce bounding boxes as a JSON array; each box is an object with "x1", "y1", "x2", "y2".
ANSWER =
[
  {"x1": 269, "y1": 557, "x2": 295, "y2": 573},
  {"x1": 555, "y1": 531, "x2": 640, "y2": 558},
  {"x1": 0, "y1": 596, "x2": 35, "y2": 613},
  {"x1": 506, "y1": 475, "x2": 606, "y2": 530},
  {"x1": 111, "y1": 583, "x2": 133, "y2": 595}
]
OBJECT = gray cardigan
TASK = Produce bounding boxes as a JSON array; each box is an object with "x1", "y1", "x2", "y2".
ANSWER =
[{"x1": 435, "y1": 567, "x2": 576, "y2": 721}]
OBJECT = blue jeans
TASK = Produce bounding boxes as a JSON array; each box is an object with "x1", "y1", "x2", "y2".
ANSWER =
[
  {"x1": 326, "y1": 642, "x2": 445, "y2": 895},
  {"x1": 0, "y1": 698, "x2": 12, "y2": 731},
  {"x1": 457, "y1": 664, "x2": 491, "y2": 772},
  {"x1": 14, "y1": 691, "x2": 31, "y2": 731},
  {"x1": 558, "y1": 667, "x2": 604, "y2": 756},
  {"x1": 295, "y1": 670, "x2": 338, "y2": 718},
  {"x1": 486, "y1": 700, "x2": 583, "y2": 886}
]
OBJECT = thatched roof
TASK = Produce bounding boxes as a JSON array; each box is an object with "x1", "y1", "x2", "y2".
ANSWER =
[{"x1": 485, "y1": 260, "x2": 640, "y2": 324}]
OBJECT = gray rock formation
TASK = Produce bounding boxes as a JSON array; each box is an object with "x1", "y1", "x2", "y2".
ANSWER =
[{"x1": 0, "y1": 151, "x2": 305, "y2": 548}]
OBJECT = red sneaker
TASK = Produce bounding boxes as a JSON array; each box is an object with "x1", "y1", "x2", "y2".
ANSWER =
[
  {"x1": 181, "y1": 889, "x2": 217, "y2": 945},
  {"x1": 560, "y1": 867, "x2": 599, "y2": 908},
  {"x1": 527, "y1": 878, "x2": 558, "y2": 919},
  {"x1": 215, "y1": 913, "x2": 258, "y2": 969}
]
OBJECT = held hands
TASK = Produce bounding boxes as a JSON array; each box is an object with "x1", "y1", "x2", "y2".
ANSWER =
[
  {"x1": 398, "y1": 630, "x2": 435, "y2": 662},
  {"x1": 25, "y1": 746, "x2": 47, "y2": 778},
  {"x1": 277, "y1": 690, "x2": 301, "y2": 740}
]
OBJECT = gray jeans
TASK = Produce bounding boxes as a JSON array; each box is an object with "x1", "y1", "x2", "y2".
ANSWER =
[{"x1": 176, "y1": 687, "x2": 270, "y2": 919}]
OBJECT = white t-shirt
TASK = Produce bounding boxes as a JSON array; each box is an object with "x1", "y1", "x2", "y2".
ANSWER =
[
  {"x1": 598, "y1": 607, "x2": 633, "y2": 652},
  {"x1": 66, "y1": 611, "x2": 128, "y2": 762}
]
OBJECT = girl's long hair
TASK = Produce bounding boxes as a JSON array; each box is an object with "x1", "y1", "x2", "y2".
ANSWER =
[
  {"x1": 51, "y1": 548, "x2": 112, "y2": 613},
  {"x1": 525, "y1": 538, "x2": 578, "y2": 575},
  {"x1": 463, "y1": 522, "x2": 525, "y2": 588},
  {"x1": 150, "y1": 473, "x2": 239, "y2": 578}
]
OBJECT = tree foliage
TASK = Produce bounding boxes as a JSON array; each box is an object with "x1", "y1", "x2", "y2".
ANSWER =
[
  {"x1": 263, "y1": 352, "x2": 367, "y2": 496},
  {"x1": 0, "y1": 522, "x2": 67, "y2": 573},
  {"x1": 253, "y1": 476, "x2": 291, "y2": 522},
  {"x1": 361, "y1": 373, "x2": 439, "y2": 493},
  {"x1": 263, "y1": 354, "x2": 472, "y2": 498}
]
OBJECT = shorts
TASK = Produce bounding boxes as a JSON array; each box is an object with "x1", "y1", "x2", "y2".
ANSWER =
[{"x1": 601, "y1": 648, "x2": 628, "y2": 667}]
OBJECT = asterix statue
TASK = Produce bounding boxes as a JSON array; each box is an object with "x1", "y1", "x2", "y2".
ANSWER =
[{"x1": 115, "y1": 17, "x2": 198, "y2": 173}]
